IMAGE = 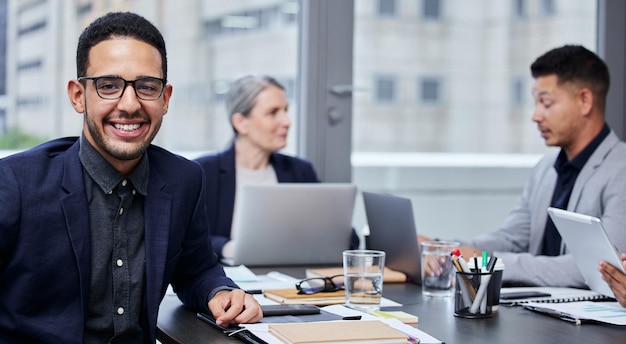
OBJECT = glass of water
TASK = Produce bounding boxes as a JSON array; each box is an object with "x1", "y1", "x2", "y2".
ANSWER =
[
  {"x1": 342, "y1": 250, "x2": 386, "y2": 311},
  {"x1": 421, "y1": 240, "x2": 460, "y2": 297}
]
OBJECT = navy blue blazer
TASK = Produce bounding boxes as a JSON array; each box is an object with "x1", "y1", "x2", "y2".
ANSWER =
[
  {"x1": 195, "y1": 144, "x2": 359, "y2": 257},
  {"x1": 0, "y1": 137, "x2": 236, "y2": 344}
]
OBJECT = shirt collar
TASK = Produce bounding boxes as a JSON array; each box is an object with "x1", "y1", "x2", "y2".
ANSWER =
[{"x1": 78, "y1": 134, "x2": 149, "y2": 196}]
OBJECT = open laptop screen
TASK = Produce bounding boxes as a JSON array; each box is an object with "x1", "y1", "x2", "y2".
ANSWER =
[{"x1": 221, "y1": 183, "x2": 357, "y2": 266}]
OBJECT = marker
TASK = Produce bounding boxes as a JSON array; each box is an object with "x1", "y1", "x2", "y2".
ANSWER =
[
  {"x1": 473, "y1": 252, "x2": 479, "y2": 274},
  {"x1": 481, "y1": 251, "x2": 489, "y2": 270},
  {"x1": 469, "y1": 273, "x2": 492, "y2": 314},
  {"x1": 457, "y1": 255, "x2": 473, "y2": 276},
  {"x1": 451, "y1": 256, "x2": 463, "y2": 273},
  {"x1": 245, "y1": 289, "x2": 263, "y2": 295},
  {"x1": 487, "y1": 256, "x2": 498, "y2": 273}
]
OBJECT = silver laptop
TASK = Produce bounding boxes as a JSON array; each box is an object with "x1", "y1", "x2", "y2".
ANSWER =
[
  {"x1": 547, "y1": 207, "x2": 625, "y2": 296},
  {"x1": 363, "y1": 191, "x2": 421, "y2": 284},
  {"x1": 221, "y1": 183, "x2": 357, "y2": 266}
]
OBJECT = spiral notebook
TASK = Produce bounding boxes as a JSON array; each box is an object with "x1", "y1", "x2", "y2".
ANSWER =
[{"x1": 500, "y1": 287, "x2": 613, "y2": 306}]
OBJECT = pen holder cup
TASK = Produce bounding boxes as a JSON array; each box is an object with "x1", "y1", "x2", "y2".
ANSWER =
[{"x1": 454, "y1": 271, "x2": 496, "y2": 319}]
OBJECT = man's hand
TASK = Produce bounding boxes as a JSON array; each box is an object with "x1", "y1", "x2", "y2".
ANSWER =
[
  {"x1": 599, "y1": 253, "x2": 626, "y2": 308},
  {"x1": 208, "y1": 289, "x2": 263, "y2": 326}
]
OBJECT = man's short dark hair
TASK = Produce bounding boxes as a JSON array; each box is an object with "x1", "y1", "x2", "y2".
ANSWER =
[
  {"x1": 76, "y1": 12, "x2": 167, "y2": 82},
  {"x1": 531, "y1": 45, "x2": 609, "y2": 110}
]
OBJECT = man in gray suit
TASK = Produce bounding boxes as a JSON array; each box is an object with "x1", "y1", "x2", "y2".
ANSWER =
[{"x1": 425, "y1": 45, "x2": 626, "y2": 288}]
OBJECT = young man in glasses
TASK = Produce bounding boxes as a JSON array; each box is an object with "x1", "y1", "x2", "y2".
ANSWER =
[{"x1": 0, "y1": 12, "x2": 262, "y2": 343}]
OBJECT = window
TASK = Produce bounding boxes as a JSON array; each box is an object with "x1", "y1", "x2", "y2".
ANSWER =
[
  {"x1": 353, "y1": 0, "x2": 596, "y2": 154},
  {"x1": 281, "y1": 1, "x2": 298, "y2": 23},
  {"x1": 420, "y1": 77, "x2": 441, "y2": 104},
  {"x1": 77, "y1": 2, "x2": 92, "y2": 16},
  {"x1": 279, "y1": 78, "x2": 296, "y2": 100},
  {"x1": 7, "y1": 1, "x2": 300, "y2": 153},
  {"x1": 17, "y1": 59, "x2": 42, "y2": 72},
  {"x1": 18, "y1": 19, "x2": 46, "y2": 36},
  {"x1": 377, "y1": 0, "x2": 397, "y2": 17},
  {"x1": 375, "y1": 76, "x2": 397, "y2": 104},
  {"x1": 513, "y1": 0, "x2": 527, "y2": 19},
  {"x1": 212, "y1": 80, "x2": 229, "y2": 102},
  {"x1": 423, "y1": 0, "x2": 441, "y2": 20},
  {"x1": 540, "y1": 0, "x2": 556, "y2": 17},
  {"x1": 17, "y1": 97, "x2": 41, "y2": 108},
  {"x1": 511, "y1": 77, "x2": 525, "y2": 107}
]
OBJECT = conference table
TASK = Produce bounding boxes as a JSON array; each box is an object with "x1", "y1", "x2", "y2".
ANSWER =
[{"x1": 157, "y1": 267, "x2": 625, "y2": 344}]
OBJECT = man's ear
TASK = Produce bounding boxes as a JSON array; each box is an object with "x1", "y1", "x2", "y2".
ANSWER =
[
  {"x1": 231, "y1": 113, "x2": 248, "y2": 135},
  {"x1": 578, "y1": 87, "x2": 594, "y2": 116},
  {"x1": 67, "y1": 79, "x2": 85, "y2": 114},
  {"x1": 161, "y1": 84, "x2": 173, "y2": 115}
]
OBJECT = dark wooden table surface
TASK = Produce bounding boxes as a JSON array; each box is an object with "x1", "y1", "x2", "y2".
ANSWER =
[{"x1": 158, "y1": 267, "x2": 626, "y2": 344}]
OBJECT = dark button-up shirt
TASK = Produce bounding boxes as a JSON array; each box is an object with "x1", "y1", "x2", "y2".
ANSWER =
[{"x1": 79, "y1": 135, "x2": 149, "y2": 343}]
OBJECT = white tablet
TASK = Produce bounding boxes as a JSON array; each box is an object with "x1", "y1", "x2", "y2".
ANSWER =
[{"x1": 547, "y1": 207, "x2": 625, "y2": 296}]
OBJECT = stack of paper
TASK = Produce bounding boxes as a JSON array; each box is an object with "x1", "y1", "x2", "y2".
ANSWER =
[
  {"x1": 369, "y1": 310, "x2": 418, "y2": 324},
  {"x1": 523, "y1": 301, "x2": 626, "y2": 325}
]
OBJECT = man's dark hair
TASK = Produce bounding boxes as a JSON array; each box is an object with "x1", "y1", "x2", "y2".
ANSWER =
[
  {"x1": 531, "y1": 45, "x2": 609, "y2": 111},
  {"x1": 76, "y1": 12, "x2": 167, "y2": 82}
]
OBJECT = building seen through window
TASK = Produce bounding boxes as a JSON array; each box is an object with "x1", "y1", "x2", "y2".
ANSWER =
[{"x1": 4, "y1": 0, "x2": 595, "y2": 155}]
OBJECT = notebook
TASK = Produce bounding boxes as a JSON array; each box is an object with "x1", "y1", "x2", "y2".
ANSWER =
[
  {"x1": 500, "y1": 287, "x2": 610, "y2": 306},
  {"x1": 547, "y1": 207, "x2": 625, "y2": 296},
  {"x1": 305, "y1": 266, "x2": 408, "y2": 283},
  {"x1": 221, "y1": 183, "x2": 357, "y2": 266},
  {"x1": 268, "y1": 320, "x2": 408, "y2": 344},
  {"x1": 262, "y1": 288, "x2": 347, "y2": 305},
  {"x1": 362, "y1": 192, "x2": 421, "y2": 284}
]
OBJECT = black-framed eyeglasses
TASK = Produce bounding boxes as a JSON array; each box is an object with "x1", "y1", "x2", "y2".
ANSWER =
[
  {"x1": 78, "y1": 76, "x2": 166, "y2": 101},
  {"x1": 296, "y1": 275, "x2": 344, "y2": 295}
]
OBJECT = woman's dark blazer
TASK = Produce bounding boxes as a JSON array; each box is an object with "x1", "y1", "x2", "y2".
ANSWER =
[{"x1": 195, "y1": 143, "x2": 359, "y2": 257}]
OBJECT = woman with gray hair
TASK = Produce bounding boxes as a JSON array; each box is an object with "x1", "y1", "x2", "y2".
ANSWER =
[{"x1": 196, "y1": 75, "x2": 360, "y2": 259}]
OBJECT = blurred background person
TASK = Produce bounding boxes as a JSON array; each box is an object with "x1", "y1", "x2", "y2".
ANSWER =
[
  {"x1": 196, "y1": 75, "x2": 359, "y2": 259},
  {"x1": 420, "y1": 45, "x2": 626, "y2": 288}
]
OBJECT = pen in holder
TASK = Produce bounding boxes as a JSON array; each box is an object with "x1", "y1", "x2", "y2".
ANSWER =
[{"x1": 454, "y1": 270, "x2": 494, "y2": 319}]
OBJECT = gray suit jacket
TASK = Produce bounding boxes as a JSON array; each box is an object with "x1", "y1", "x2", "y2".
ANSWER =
[{"x1": 461, "y1": 130, "x2": 626, "y2": 287}]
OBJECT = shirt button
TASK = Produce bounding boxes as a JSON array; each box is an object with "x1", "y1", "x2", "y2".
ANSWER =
[
  {"x1": 122, "y1": 179, "x2": 128, "y2": 187},
  {"x1": 117, "y1": 307, "x2": 124, "y2": 315},
  {"x1": 108, "y1": 190, "x2": 113, "y2": 195},
  {"x1": 132, "y1": 190, "x2": 136, "y2": 195},
  {"x1": 119, "y1": 208, "x2": 124, "y2": 215},
  {"x1": 117, "y1": 259, "x2": 123, "y2": 267}
]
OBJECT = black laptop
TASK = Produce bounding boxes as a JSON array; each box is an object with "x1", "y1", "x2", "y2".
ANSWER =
[{"x1": 363, "y1": 191, "x2": 422, "y2": 284}]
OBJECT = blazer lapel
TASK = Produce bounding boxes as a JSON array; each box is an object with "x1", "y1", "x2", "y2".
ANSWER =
[
  {"x1": 568, "y1": 131, "x2": 618, "y2": 210},
  {"x1": 143, "y1": 166, "x2": 172, "y2": 324},
  {"x1": 60, "y1": 142, "x2": 92, "y2": 316},
  {"x1": 218, "y1": 145, "x2": 236, "y2": 232}
]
